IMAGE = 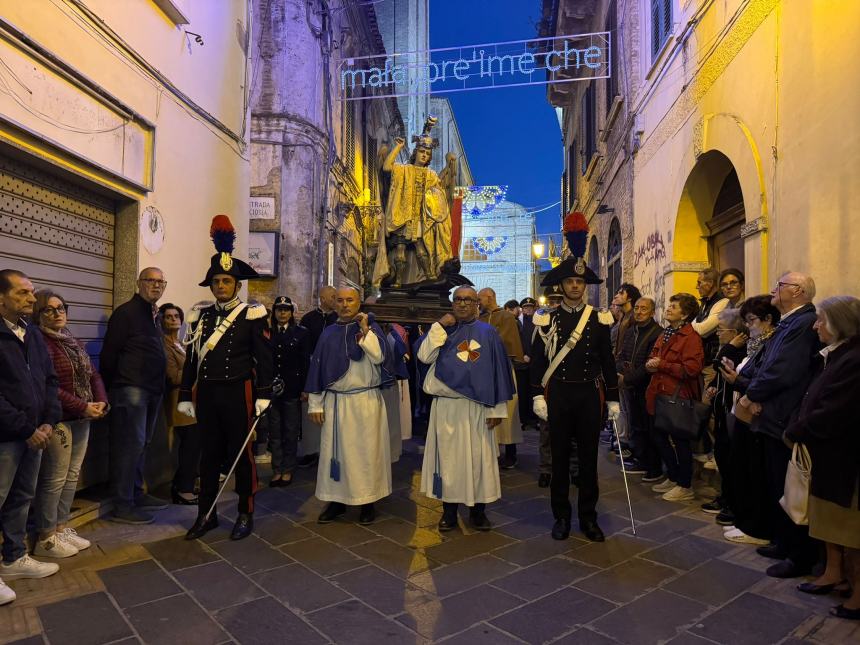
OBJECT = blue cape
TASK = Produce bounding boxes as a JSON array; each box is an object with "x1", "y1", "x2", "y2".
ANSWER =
[
  {"x1": 305, "y1": 317, "x2": 395, "y2": 393},
  {"x1": 426, "y1": 320, "x2": 514, "y2": 407},
  {"x1": 388, "y1": 331, "x2": 410, "y2": 380}
]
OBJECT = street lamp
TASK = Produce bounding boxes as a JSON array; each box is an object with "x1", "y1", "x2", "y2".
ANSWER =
[{"x1": 532, "y1": 241, "x2": 545, "y2": 259}]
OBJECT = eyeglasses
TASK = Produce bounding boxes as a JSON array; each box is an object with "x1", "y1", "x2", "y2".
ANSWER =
[
  {"x1": 140, "y1": 279, "x2": 167, "y2": 287},
  {"x1": 41, "y1": 306, "x2": 67, "y2": 316},
  {"x1": 720, "y1": 280, "x2": 741, "y2": 288},
  {"x1": 776, "y1": 282, "x2": 801, "y2": 290},
  {"x1": 452, "y1": 297, "x2": 477, "y2": 305}
]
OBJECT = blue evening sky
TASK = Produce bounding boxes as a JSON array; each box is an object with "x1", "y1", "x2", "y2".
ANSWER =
[{"x1": 429, "y1": 0, "x2": 563, "y2": 234}]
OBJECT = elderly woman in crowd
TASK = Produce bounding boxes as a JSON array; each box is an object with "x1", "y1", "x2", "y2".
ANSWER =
[
  {"x1": 646, "y1": 292, "x2": 705, "y2": 502},
  {"x1": 784, "y1": 296, "x2": 860, "y2": 620},
  {"x1": 159, "y1": 303, "x2": 200, "y2": 504},
  {"x1": 32, "y1": 290, "x2": 107, "y2": 558},
  {"x1": 719, "y1": 268, "x2": 745, "y2": 307},
  {"x1": 719, "y1": 295, "x2": 781, "y2": 544},
  {"x1": 700, "y1": 308, "x2": 748, "y2": 524}
]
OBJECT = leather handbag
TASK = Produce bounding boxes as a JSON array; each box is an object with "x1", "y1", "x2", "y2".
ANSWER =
[
  {"x1": 654, "y1": 381, "x2": 711, "y2": 440},
  {"x1": 779, "y1": 442, "x2": 811, "y2": 525}
]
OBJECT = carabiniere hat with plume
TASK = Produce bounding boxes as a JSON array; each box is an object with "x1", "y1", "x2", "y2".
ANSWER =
[
  {"x1": 540, "y1": 211, "x2": 602, "y2": 286},
  {"x1": 199, "y1": 215, "x2": 262, "y2": 286}
]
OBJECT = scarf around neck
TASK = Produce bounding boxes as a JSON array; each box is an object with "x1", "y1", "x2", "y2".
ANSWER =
[{"x1": 42, "y1": 326, "x2": 93, "y2": 402}]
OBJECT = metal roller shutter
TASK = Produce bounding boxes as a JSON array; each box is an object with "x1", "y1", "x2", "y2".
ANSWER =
[{"x1": 0, "y1": 153, "x2": 116, "y2": 364}]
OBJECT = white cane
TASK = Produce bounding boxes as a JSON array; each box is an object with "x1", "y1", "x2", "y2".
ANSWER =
[
  {"x1": 203, "y1": 410, "x2": 269, "y2": 522},
  {"x1": 611, "y1": 418, "x2": 637, "y2": 535}
]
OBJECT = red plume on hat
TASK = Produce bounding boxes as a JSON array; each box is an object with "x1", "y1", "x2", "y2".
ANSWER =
[{"x1": 563, "y1": 210, "x2": 588, "y2": 259}]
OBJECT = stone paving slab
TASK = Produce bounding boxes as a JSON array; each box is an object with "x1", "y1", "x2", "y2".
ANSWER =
[{"x1": 0, "y1": 434, "x2": 848, "y2": 644}]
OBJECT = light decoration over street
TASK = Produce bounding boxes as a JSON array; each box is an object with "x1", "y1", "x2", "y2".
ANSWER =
[
  {"x1": 472, "y1": 236, "x2": 508, "y2": 256},
  {"x1": 461, "y1": 185, "x2": 508, "y2": 217}
]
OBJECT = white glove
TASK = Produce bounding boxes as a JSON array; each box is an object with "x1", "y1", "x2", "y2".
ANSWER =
[
  {"x1": 607, "y1": 401, "x2": 621, "y2": 421},
  {"x1": 255, "y1": 399, "x2": 271, "y2": 417},
  {"x1": 177, "y1": 402, "x2": 195, "y2": 418},
  {"x1": 532, "y1": 395, "x2": 548, "y2": 421}
]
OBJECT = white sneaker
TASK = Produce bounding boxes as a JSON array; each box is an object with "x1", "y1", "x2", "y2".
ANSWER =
[
  {"x1": 59, "y1": 528, "x2": 91, "y2": 551},
  {"x1": 693, "y1": 452, "x2": 713, "y2": 463},
  {"x1": 652, "y1": 479, "x2": 676, "y2": 493},
  {"x1": 703, "y1": 457, "x2": 718, "y2": 471},
  {"x1": 34, "y1": 534, "x2": 78, "y2": 559},
  {"x1": 723, "y1": 527, "x2": 769, "y2": 545},
  {"x1": 0, "y1": 578, "x2": 15, "y2": 605},
  {"x1": 662, "y1": 485, "x2": 695, "y2": 502},
  {"x1": 254, "y1": 452, "x2": 272, "y2": 464},
  {"x1": 1, "y1": 555, "x2": 60, "y2": 579}
]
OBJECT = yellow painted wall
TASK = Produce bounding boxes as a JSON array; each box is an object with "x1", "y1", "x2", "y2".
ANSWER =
[
  {"x1": 0, "y1": 0, "x2": 251, "y2": 309},
  {"x1": 631, "y1": 0, "x2": 860, "y2": 313}
]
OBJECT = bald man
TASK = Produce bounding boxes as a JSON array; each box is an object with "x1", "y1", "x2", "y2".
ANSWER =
[
  {"x1": 299, "y1": 285, "x2": 339, "y2": 468},
  {"x1": 478, "y1": 288, "x2": 524, "y2": 469},
  {"x1": 305, "y1": 287, "x2": 394, "y2": 526},
  {"x1": 734, "y1": 271, "x2": 820, "y2": 578}
]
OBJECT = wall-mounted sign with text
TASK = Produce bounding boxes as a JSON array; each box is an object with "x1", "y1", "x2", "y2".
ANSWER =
[
  {"x1": 338, "y1": 31, "x2": 609, "y2": 101},
  {"x1": 249, "y1": 196, "x2": 276, "y2": 220}
]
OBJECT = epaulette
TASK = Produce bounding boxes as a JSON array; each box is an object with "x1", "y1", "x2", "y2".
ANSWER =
[
  {"x1": 186, "y1": 300, "x2": 214, "y2": 324},
  {"x1": 532, "y1": 309, "x2": 552, "y2": 327},
  {"x1": 246, "y1": 303, "x2": 268, "y2": 320},
  {"x1": 597, "y1": 308, "x2": 615, "y2": 326}
]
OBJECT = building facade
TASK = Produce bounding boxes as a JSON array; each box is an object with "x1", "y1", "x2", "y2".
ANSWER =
[
  {"x1": 429, "y1": 97, "x2": 475, "y2": 188},
  {"x1": 0, "y1": 0, "x2": 252, "y2": 485},
  {"x1": 250, "y1": 0, "x2": 405, "y2": 309},
  {"x1": 543, "y1": 0, "x2": 860, "y2": 313},
  {"x1": 460, "y1": 199, "x2": 536, "y2": 305}
]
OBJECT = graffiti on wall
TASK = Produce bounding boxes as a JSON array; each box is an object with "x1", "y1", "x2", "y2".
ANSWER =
[{"x1": 633, "y1": 230, "x2": 667, "y2": 316}]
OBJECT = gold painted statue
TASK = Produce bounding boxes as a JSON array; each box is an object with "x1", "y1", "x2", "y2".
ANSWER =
[{"x1": 372, "y1": 117, "x2": 457, "y2": 288}]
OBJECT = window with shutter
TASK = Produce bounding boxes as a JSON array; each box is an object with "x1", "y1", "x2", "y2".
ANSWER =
[
  {"x1": 345, "y1": 103, "x2": 355, "y2": 171},
  {"x1": 606, "y1": 217, "x2": 622, "y2": 302},
  {"x1": 651, "y1": 0, "x2": 672, "y2": 60},
  {"x1": 582, "y1": 85, "x2": 597, "y2": 172},
  {"x1": 567, "y1": 143, "x2": 577, "y2": 204},
  {"x1": 605, "y1": 0, "x2": 618, "y2": 113}
]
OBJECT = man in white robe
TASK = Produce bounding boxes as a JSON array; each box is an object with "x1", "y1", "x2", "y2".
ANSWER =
[
  {"x1": 418, "y1": 286, "x2": 515, "y2": 531},
  {"x1": 307, "y1": 288, "x2": 393, "y2": 526}
]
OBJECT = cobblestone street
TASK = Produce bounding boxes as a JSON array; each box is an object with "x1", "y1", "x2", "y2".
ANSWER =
[{"x1": 1, "y1": 433, "x2": 857, "y2": 645}]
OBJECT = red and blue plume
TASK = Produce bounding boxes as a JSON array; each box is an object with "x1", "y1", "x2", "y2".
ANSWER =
[
  {"x1": 210, "y1": 215, "x2": 235, "y2": 254},
  {"x1": 563, "y1": 211, "x2": 588, "y2": 259}
]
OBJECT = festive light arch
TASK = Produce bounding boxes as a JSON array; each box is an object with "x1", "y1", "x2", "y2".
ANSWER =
[{"x1": 459, "y1": 185, "x2": 508, "y2": 217}]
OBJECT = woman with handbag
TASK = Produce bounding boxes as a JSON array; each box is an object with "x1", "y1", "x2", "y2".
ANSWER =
[
  {"x1": 783, "y1": 296, "x2": 860, "y2": 620},
  {"x1": 719, "y1": 296, "x2": 781, "y2": 545},
  {"x1": 645, "y1": 293, "x2": 705, "y2": 502}
]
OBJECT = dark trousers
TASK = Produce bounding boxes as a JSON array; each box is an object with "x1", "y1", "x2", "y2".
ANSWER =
[
  {"x1": 547, "y1": 380, "x2": 602, "y2": 523},
  {"x1": 268, "y1": 397, "x2": 301, "y2": 475},
  {"x1": 730, "y1": 420, "x2": 774, "y2": 540},
  {"x1": 629, "y1": 389, "x2": 661, "y2": 476},
  {"x1": 712, "y1": 407, "x2": 732, "y2": 503},
  {"x1": 761, "y1": 433, "x2": 817, "y2": 567},
  {"x1": 109, "y1": 386, "x2": 162, "y2": 511},
  {"x1": 515, "y1": 368, "x2": 537, "y2": 425},
  {"x1": 197, "y1": 380, "x2": 257, "y2": 515},
  {"x1": 651, "y1": 417, "x2": 693, "y2": 488},
  {"x1": 172, "y1": 423, "x2": 201, "y2": 493}
]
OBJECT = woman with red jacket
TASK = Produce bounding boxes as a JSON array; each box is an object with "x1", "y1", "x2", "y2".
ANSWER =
[
  {"x1": 645, "y1": 293, "x2": 705, "y2": 503},
  {"x1": 31, "y1": 290, "x2": 108, "y2": 558}
]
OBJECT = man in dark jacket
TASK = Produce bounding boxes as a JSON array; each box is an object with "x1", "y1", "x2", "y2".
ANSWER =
[
  {"x1": 736, "y1": 271, "x2": 820, "y2": 578},
  {"x1": 517, "y1": 297, "x2": 538, "y2": 430},
  {"x1": 100, "y1": 267, "x2": 168, "y2": 524},
  {"x1": 617, "y1": 297, "x2": 662, "y2": 480},
  {"x1": 0, "y1": 269, "x2": 61, "y2": 593}
]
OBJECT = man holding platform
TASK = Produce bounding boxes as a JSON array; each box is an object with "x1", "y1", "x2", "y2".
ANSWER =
[
  {"x1": 306, "y1": 287, "x2": 394, "y2": 526},
  {"x1": 181, "y1": 216, "x2": 273, "y2": 542},
  {"x1": 531, "y1": 212, "x2": 619, "y2": 542},
  {"x1": 418, "y1": 286, "x2": 514, "y2": 531}
]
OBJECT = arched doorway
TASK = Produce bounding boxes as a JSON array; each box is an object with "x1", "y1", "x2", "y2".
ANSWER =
[
  {"x1": 606, "y1": 218, "x2": 622, "y2": 303},
  {"x1": 672, "y1": 150, "x2": 746, "y2": 295},
  {"x1": 587, "y1": 235, "x2": 600, "y2": 306}
]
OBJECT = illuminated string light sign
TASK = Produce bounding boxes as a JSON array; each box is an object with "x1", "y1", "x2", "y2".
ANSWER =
[{"x1": 339, "y1": 31, "x2": 609, "y2": 101}]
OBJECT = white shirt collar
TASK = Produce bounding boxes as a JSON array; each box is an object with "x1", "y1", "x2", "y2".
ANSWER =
[
  {"x1": 3, "y1": 316, "x2": 25, "y2": 341},
  {"x1": 780, "y1": 304, "x2": 807, "y2": 321},
  {"x1": 820, "y1": 339, "x2": 846, "y2": 363}
]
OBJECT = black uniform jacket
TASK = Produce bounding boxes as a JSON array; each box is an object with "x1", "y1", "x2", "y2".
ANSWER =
[
  {"x1": 529, "y1": 304, "x2": 619, "y2": 401},
  {"x1": 272, "y1": 324, "x2": 311, "y2": 399},
  {"x1": 179, "y1": 302, "x2": 273, "y2": 401}
]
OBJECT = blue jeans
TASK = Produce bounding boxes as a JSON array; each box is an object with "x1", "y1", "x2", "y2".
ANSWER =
[
  {"x1": 33, "y1": 420, "x2": 91, "y2": 531},
  {"x1": 109, "y1": 386, "x2": 162, "y2": 511},
  {"x1": 0, "y1": 440, "x2": 43, "y2": 562}
]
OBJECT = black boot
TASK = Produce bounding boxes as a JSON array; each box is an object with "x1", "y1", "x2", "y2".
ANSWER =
[
  {"x1": 318, "y1": 502, "x2": 346, "y2": 524},
  {"x1": 230, "y1": 513, "x2": 253, "y2": 540},
  {"x1": 185, "y1": 514, "x2": 219, "y2": 540},
  {"x1": 552, "y1": 518, "x2": 571, "y2": 540},
  {"x1": 469, "y1": 503, "x2": 491, "y2": 531},
  {"x1": 438, "y1": 502, "x2": 458, "y2": 532},
  {"x1": 580, "y1": 519, "x2": 605, "y2": 542},
  {"x1": 358, "y1": 503, "x2": 376, "y2": 526}
]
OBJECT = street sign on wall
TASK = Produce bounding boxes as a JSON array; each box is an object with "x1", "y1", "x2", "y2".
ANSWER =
[{"x1": 339, "y1": 31, "x2": 609, "y2": 101}]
